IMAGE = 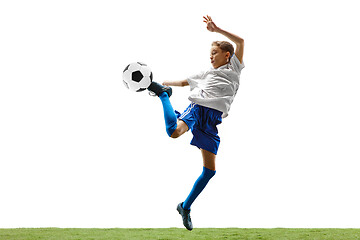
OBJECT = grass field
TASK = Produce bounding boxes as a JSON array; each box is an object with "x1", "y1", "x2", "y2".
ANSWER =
[{"x1": 0, "y1": 228, "x2": 359, "y2": 240}]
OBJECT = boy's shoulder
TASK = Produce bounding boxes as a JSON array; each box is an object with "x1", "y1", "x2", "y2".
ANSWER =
[{"x1": 225, "y1": 54, "x2": 244, "y2": 75}]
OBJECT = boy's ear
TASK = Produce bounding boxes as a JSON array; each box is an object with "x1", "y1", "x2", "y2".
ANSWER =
[{"x1": 226, "y1": 52, "x2": 230, "y2": 61}]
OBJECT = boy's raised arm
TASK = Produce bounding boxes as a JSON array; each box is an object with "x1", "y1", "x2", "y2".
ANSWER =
[{"x1": 203, "y1": 15, "x2": 244, "y2": 64}]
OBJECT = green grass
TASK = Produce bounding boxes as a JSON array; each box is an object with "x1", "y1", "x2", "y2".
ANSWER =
[{"x1": 0, "y1": 228, "x2": 359, "y2": 240}]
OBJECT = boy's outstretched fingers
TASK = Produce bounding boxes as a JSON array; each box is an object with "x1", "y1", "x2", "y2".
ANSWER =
[
  {"x1": 203, "y1": 15, "x2": 210, "y2": 23},
  {"x1": 203, "y1": 15, "x2": 218, "y2": 32}
]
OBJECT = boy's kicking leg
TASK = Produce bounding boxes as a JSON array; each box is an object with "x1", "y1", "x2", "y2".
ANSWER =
[
  {"x1": 148, "y1": 81, "x2": 188, "y2": 138},
  {"x1": 177, "y1": 149, "x2": 216, "y2": 231}
]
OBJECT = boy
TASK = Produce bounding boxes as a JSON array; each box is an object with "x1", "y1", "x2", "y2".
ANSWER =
[{"x1": 147, "y1": 15, "x2": 245, "y2": 230}]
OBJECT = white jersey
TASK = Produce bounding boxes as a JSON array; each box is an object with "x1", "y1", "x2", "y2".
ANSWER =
[{"x1": 186, "y1": 54, "x2": 245, "y2": 118}]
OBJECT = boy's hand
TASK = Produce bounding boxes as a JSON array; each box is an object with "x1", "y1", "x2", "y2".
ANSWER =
[{"x1": 203, "y1": 15, "x2": 220, "y2": 33}]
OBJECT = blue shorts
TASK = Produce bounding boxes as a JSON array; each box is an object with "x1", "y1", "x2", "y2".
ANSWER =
[{"x1": 176, "y1": 103, "x2": 223, "y2": 155}]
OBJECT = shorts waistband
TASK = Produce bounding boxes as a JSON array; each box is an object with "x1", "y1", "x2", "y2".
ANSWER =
[{"x1": 190, "y1": 102, "x2": 223, "y2": 115}]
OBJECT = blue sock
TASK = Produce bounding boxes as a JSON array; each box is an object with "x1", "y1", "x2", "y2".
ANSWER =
[
  {"x1": 182, "y1": 167, "x2": 216, "y2": 210},
  {"x1": 159, "y1": 92, "x2": 177, "y2": 137}
]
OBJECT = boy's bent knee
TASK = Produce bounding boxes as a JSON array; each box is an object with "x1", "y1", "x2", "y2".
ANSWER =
[
  {"x1": 170, "y1": 128, "x2": 182, "y2": 138},
  {"x1": 170, "y1": 121, "x2": 189, "y2": 138},
  {"x1": 166, "y1": 124, "x2": 177, "y2": 137}
]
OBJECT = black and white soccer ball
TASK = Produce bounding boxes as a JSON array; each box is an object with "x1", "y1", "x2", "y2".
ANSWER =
[{"x1": 122, "y1": 62, "x2": 153, "y2": 92}]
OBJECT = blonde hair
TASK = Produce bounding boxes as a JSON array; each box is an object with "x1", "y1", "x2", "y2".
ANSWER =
[{"x1": 212, "y1": 41, "x2": 234, "y2": 60}]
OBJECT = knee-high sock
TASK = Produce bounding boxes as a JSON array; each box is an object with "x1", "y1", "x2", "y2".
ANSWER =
[
  {"x1": 159, "y1": 92, "x2": 177, "y2": 137},
  {"x1": 183, "y1": 166, "x2": 216, "y2": 210}
]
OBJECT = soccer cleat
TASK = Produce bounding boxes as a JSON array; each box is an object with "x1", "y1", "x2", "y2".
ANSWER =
[
  {"x1": 147, "y1": 82, "x2": 172, "y2": 97},
  {"x1": 177, "y1": 202, "x2": 193, "y2": 231}
]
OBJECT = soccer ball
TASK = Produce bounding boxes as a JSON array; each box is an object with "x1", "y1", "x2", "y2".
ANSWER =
[{"x1": 122, "y1": 62, "x2": 153, "y2": 92}]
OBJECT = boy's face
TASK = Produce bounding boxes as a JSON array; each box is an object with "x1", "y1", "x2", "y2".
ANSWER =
[{"x1": 210, "y1": 46, "x2": 230, "y2": 69}]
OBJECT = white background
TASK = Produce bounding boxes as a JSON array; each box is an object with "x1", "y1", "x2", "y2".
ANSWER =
[{"x1": 1, "y1": 0, "x2": 359, "y2": 228}]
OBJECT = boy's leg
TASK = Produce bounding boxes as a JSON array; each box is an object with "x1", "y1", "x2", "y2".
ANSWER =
[
  {"x1": 182, "y1": 150, "x2": 216, "y2": 210},
  {"x1": 159, "y1": 93, "x2": 189, "y2": 138},
  {"x1": 158, "y1": 92, "x2": 178, "y2": 137},
  {"x1": 201, "y1": 148, "x2": 216, "y2": 171},
  {"x1": 148, "y1": 82, "x2": 188, "y2": 138},
  {"x1": 177, "y1": 149, "x2": 216, "y2": 230}
]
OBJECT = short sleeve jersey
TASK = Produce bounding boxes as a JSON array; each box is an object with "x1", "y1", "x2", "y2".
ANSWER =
[{"x1": 186, "y1": 54, "x2": 245, "y2": 118}]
